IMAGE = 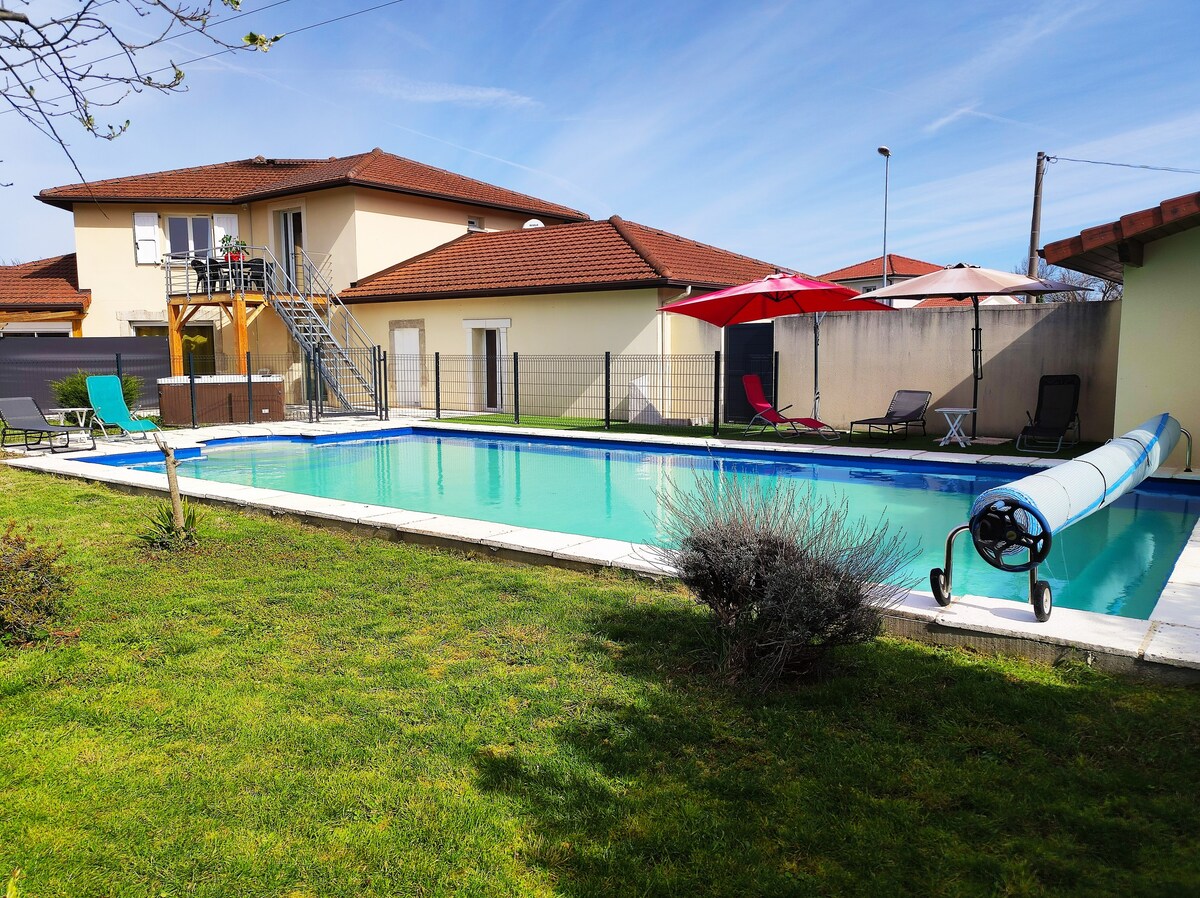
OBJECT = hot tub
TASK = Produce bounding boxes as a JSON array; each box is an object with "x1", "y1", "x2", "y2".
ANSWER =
[{"x1": 157, "y1": 375, "x2": 285, "y2": 425}]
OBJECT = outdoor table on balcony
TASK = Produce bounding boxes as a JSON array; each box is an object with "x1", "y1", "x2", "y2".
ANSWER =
[{"x1": 936, "y1": 407, "x2": 975, "y2": 448}]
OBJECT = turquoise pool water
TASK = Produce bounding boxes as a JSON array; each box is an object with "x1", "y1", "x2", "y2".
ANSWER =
[{"x1": 112, "y1": 429, "x2": 1200, "y2": 619}]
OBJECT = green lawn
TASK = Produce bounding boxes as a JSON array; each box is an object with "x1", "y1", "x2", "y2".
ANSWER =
[{"x1": 1, "y1": 465, "x2": 1196, "y2": 898}]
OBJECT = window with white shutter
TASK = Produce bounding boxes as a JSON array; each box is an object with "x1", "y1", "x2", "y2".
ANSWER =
[
  {"x1": 212, "y1": 213, "x2": 240, "y2": 249},
  {"x1": 133, "y1": 212, "x2": 159, "y2": 265}
]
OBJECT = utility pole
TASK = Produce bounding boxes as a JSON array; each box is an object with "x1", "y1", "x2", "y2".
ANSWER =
[{"x1": 1027, "y1": 150, "x2": 1047, "y2": 302}]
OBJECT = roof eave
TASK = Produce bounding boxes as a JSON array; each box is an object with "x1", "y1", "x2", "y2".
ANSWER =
[
  {"x1": 341, "y1": 277, "x2": 693, "y2": 304},
  {"x1": 38, "y1": 179, "x2": 590, "y2": 221}
]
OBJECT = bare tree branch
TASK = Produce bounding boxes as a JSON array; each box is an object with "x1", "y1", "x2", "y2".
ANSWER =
[
  {"x1": 1014, "y1": 257, "x2": 1123, "y2": 302},
  {"x1": 1, "y1": 1, "x2": 281, "y2": 180}
]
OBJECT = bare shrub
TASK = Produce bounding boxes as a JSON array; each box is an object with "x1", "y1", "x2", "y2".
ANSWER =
[
  {"x1": 0, "y1": 522, "x2": 68, "y2": 645},
  {"x1": 655, "y1": 476, "x2": 918, "y2": 689}
]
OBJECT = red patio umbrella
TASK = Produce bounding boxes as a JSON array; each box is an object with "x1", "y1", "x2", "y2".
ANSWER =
[{"x1": 658, "y1": 273, "x2": 892, "y2": 419}]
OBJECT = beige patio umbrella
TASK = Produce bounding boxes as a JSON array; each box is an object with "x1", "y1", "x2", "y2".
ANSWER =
[{"x1": 870, "y1": 263, "x2": 1087, "y2": 437}]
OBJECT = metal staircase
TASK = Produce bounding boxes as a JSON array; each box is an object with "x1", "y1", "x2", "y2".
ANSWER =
[{"x1": 256, "y1": 249, "x2": 378, "y2": 414}]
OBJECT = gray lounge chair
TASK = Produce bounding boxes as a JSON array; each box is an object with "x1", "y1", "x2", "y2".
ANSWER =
[
  {"x1": 849, "y1": 390, "x2": 932, "y2": 441},
  {"x1": 0, "y1": 397, "x2": 95, "y2": 453},
  {"x1": 1016, "y1": 374, "x2": 1081, "y2": 453}
]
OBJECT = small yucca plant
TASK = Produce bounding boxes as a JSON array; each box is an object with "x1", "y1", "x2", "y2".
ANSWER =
[{"x1": 138, "y1": 500, "x2": 201, "y2": 550}]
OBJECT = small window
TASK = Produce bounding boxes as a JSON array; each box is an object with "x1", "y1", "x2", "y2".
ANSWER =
[
  {"x1": 466, "y1": 216, "x2": 484, "y2": 232},
  {"x1": 166, "y1": 216, "x2": 214, "y2": 259}
]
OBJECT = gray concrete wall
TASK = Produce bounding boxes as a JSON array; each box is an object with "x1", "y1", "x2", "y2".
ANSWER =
[{"x1": 774, "y1": 301, "x2": 1121, "y2": 441}]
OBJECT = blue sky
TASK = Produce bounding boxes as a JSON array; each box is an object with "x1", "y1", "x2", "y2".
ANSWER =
[{"x1": 3, "y1": 0, "x2": 1198, "y2": 275}]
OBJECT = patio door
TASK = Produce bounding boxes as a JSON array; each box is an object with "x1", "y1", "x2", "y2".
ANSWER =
[
  {"x1": 391, "y1": 327, "x2": 421, "y2": 407},
  {"x1": 483, "y1": 328, "x2": 501, "y2": 410},
  {"x1": 275, "y1": 209, "x2": 304, "y2": 289},
  {"x1": 724, "y1": 323, "x2": 774, "y2": 423}
]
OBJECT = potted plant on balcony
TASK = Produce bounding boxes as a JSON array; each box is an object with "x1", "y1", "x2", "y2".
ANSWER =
[{"x1": 220, "y1": 234, "x2": 248, "y2": 262}]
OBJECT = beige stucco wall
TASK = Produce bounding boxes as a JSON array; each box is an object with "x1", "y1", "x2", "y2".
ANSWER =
[
  {"x1": 346, "y1": 287, "x2": 722, "y2": 420},
  {"x1": 1114, "y1": 228, "x2": 1200, "y2": 466},
  {"x1": 775, "y1": 301, "x2": 1121, "y2": 441},
  {"x1": 351, "y1": 189, "x2": 543, "y2": 286},
  {"x1": 348, "y1": 288, "x2": 669, "y2": 355}
]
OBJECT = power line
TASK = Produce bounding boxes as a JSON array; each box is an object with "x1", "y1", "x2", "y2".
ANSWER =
[
  {"x1": 1047, "y1": 155, "x2": 1200, "y2": 176},
  {"x1": 0, "y1": 0, "x2": 407, "y2": 116}
]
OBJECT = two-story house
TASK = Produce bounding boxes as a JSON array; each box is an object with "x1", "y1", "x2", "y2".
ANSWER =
[{"x1": 31, "y1": 148, "x2": 589, "y2": 365}]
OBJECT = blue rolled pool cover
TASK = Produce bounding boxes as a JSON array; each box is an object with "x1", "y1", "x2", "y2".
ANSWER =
[{"x1": 969, "y1": 413, "x2": 1181, "y2": 561}]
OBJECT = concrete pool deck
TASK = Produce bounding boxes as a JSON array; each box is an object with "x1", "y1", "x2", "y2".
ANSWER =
[{"x1": 8, "y1": 415, "x2": 1200, "y2": 682}]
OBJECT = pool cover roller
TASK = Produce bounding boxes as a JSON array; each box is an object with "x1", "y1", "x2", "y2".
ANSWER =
[{"x1": 931, "y1": 413, "x2": 1182, "y2": 621}]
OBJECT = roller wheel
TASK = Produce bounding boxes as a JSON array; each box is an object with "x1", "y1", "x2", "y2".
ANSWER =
[
  {"x1": 930, "y1": 568, "x2": 952, "y2": 607},
  {"x1": 1032, "y1": 581, "x2": 1053, "y2": 622},
  {"x1": 970, "y1": 501, "x2": 1052, "y2": 573}
]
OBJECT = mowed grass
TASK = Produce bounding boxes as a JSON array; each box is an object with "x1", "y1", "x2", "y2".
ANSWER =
[{"x1": 1, "y1": 465, "x2": 1197, "y2": 898}]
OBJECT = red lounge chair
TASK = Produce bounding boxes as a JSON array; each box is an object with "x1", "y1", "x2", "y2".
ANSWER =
[{"x1": 741, "y1": 374, "x2": 839, "y2": 441}]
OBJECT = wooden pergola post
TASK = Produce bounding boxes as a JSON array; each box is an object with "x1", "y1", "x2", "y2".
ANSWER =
[
  {"x1": 167, "y1": 303, "x2": 185, "y2": 376},
  {"x1": 232, "y1": 295, "x2": 249, "y2": 374}
]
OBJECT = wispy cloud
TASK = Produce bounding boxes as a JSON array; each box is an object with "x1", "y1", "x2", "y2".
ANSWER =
[
  {"x1": 924, "y1": 101, "x2": 1043, "y2": 135},
  {"x1": 925, "y1": 102, "x2": 982, "y2": 134},
  {"x1": 357, "y1": 74, "x2": 539, "y2": 109}
]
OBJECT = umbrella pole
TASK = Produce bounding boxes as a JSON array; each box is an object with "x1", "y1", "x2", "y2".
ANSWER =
[
  {"x1": 812, "y1": 313, "x2": 823, "y2": 419},
  {"x1": 971, "y1": 295, "x2": 982, "y2": 438}
]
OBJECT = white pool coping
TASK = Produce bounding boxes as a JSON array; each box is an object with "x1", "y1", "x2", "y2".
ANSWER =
[{"x1": 8, "y1": 416, "x2": 1200, "y2": 679}]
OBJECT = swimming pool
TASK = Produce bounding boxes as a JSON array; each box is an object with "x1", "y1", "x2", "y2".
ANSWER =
[{"x1": 93, "y1": 427, "x2": 1200, "y2": 620}]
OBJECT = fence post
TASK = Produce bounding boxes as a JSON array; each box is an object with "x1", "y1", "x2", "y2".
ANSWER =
[
  {"x1": 115, "y1": 352, "x2": 123, "y2": 381},
  {"x1": 772, "y1": 350, "x2": 780, "y2": 409},
  {"x1": 315, "y1": 345, "x2": 324, "y2": 421},
  {"x1": 305, "y1": 351, "x2": 315, "y2": 423},
  {"x1": 246, "y1": 351, "x2": 254, "y2": 424},
  {"x1": 380, "y1": 350, "x2": 389, "y2": 421},
  {"x1": 512, "y1": 352, "x2": 520, "y2": 425},
  {"x1": 604, "y1": 351, "x2": 611, "y2": 430},
  {"x1": 434, "y1": 352, "x2": 442, "y2": 419},
  {"x1": 371, "y1": 345, "x2": 380, "y2": 419},
  {"x1": 187, "y1": 352, "x2": 198, "y2": 429},
  {"x1": 712, "y1": 349, "x2": 721, "y2": 438}
]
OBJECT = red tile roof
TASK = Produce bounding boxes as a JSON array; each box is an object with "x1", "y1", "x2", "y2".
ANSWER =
[
  {"x1": 0, "y1": 255, "x2": 90, "y2": 312},
  {"x1": 911, "y1": 296, "x2": 1021, "y2": 308},
  {"x1": 1042, "y1": 189, "x2": 1200, "y2": 283},
  {"x1": 820, "y1": 254, "x2": 942, "y2": 282},
  {"x1": 37, "y1": 148, "x2": 589, "y2": 222},
  {"x1": 340, "y1": 216, "x2": 796, "y2": 301}
]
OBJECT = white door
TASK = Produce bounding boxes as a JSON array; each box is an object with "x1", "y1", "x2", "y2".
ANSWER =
[{"x1": 391, "y1": 327, "x2": 421, "y2": 407}]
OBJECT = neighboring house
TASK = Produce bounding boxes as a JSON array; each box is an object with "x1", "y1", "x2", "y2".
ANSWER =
[
  {"x1": 338, "y1": 216, "x2": 789, "y2": 417},
  {"x1": 1042, "y1": 189, "x2": 1200, "y2": 458},
  {"x1": 0, "y1": 254, "x2": 90, "y2": 337},
  {"x1": 910, "y1": 296, "x2": 1020, "y2": 309},
  {"x1": 34, "y1": 148, "x2": 589, "y2": 362},
  {"x1": 341, "y1": 214, "x2": 786, "y2": 354},
  {"x1": 820, "y1": 254, "x2": 943, "y2": 307}
]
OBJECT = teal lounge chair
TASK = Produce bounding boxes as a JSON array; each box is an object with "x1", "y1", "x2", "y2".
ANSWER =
[{"x1": 86, "y1": 375, "x2": 158, "y2": 440}]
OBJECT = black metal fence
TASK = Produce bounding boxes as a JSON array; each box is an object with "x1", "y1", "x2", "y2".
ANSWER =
[
  {"x1": 388, "y1": 351, "x2": 779, "y2": 435},
  {"x1": 0, "y1": 343, "x2": 782, "y2": 434}
]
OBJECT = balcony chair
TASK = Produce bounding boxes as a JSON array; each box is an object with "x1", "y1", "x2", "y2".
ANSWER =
[{"x1": 190, "y1": 257, "x2": 225, "y2": 293}]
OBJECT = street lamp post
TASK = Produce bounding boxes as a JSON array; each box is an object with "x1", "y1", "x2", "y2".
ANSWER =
[{"x1": 877, "y1": 146, "x2": 891, "y2": 302}]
